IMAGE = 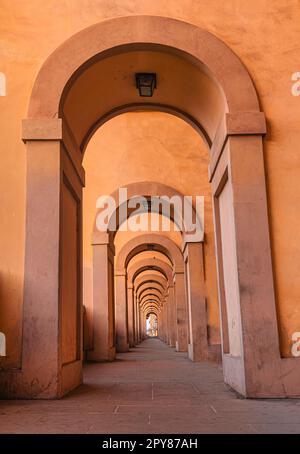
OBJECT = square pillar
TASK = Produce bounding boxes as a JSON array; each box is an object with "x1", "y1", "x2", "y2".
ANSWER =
[
  {"x1": 127, "y1": 285, "x2": 135, "y2": 347},
  {"x1": 183, "y1": 242, "x2": 209, "y2": 361},
  {"x1": 167, "y1": 285, "x2": 176, "y2": 347},
  {"x1": 115, "y1": 272, "x2": 129, "y2": 352},
  {"x1": 133, "y1": 292, "x2": 139, "y2": 343},
  {"x1": 88, "y1": 239, "x2": 116, "y2": 362},
  {"x1": 174, "y1": 272, "x2": 188, "y2": 352},
  {"x1": 136, "y1": 297, "x2": 141, "y2": 342},
  {"x1": 21, "y1": 140, "x2": 63, "y2": 397},
  {"x1": 211, "y1": 124, "x2": 285, "y2": 397},
  {"x1": 5, "y1": 118, "x2": 86, "y2": 399}
]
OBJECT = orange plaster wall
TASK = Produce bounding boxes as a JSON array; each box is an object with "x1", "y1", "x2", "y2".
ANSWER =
[{"x1": 0, "y1": 1, "x2": 299, "y2": 366}]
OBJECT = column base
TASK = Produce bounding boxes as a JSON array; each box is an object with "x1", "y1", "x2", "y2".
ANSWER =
[
  {"x1": 188, "y1": 342, "x2": 210, "y2": 361},
  {"x1": 116, "y1": 343, "x2": 129, "y2": 353},
  {"x1": 188, "y1": 343, "x2": 194, "y2": 360},
  {"x1": 88, "y1": 346, "x2": 116, "y2": 362},
  {"x1": 176, "y1": 340, "x2": 187, "y2": 352}
]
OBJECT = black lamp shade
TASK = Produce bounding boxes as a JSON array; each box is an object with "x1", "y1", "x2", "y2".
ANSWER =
[{"x1": 135, "y1": 73, "x2": 157, "y2": 97}]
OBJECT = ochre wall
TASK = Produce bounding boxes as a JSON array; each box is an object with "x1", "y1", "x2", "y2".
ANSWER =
[{"x1": 0, "y1": 1, "x2": 299, "y2": 367}]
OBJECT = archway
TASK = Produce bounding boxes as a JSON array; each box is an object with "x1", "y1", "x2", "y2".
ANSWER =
[
  {"x1": 115, "y1": 233, "x2": 184, "y2": 351},
  {"x1": 114, "y1": 232, "x2": 213, "y2": 358},
  {"x1": 128, "y1": 259, "x2": 173, "y2": 346},
  {"x1": 7, "y1": 15, "x2": 285, "y2": 398},
  {"x1": 92, "y1": 183, "x2": 205, "y2": 357},
  {"x1": 131, "y1": 272, "x2": 168, "y2": 346}
]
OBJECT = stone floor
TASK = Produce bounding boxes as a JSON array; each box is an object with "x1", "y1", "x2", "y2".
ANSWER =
[{"x1": 1, "y1": 338, "x2": 300, "y2": 434}]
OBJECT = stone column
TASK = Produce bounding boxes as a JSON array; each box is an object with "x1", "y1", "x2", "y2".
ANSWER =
[
  {"x1": 115, "y1": 271, "x2": 129, "y2": 352},
  {"x1": 140, "y1": 309, "x2": 143, "y2": 340},
  {"x1": 211, "y1": 133, "x2": 284, "y2": 397},
  {"x1": 163, "y1": 302, "x2": 168, "y2": 343},
  {"x1": 136, "y1": 297, "x2": 141, "y2": 342},
  {"x1": 161, "y1": 305, "x2": 165, "y2": 342},
  {"x1": 184, "y1": 242, "x2": 208, "y2": 362},
  {"x1": 168, "y1": 285, "x2": 176, "y2": 347},
  {"x1": 157, "y1": 312, "x2": 162, "y2": 338},
  {"x1": 21, "y1": 139, "x2": 63, "y2": 397},
  {"x1": 166, "y1": 296, "x2": 171, "y2": 345},
  {"x1": 17, "y1": 119, "x2": 85, "y2": 398},
  {"x1": 127, "y1": 285, "x2": 135, "y2": 347},
  {"x1": 133, "y1": 290, "x2": 139, "y2": 344},
  {"x1": 88, "y1": 238, "x2": 116, "y2": 362},
  {"x1": 174, "y1": 271, "x2": 188, "y2": 352},
  {"x1": 142, "y1": 312, "x2": 146, "y2": 339},
  {"x1": 208, "y1": 111, "x2": 288, "y2": 397}
]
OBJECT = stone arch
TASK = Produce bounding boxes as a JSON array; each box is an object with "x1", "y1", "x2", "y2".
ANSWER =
[
  {"x1": 137, "y1": 283, "x2": 165, "y2": 300},
  {"x1": 134, "y1": 274, "x2": 167, "y2": 293},
  {"x1": 116, "y1": 233, "x2": 184, "y2": 273},
  {"x1": 114, "y1": 233, "x2": 189, "y2": 352},
  {"x1": 93, "y1": 182, "x2": 203, "y2": 353},
  {"x1": 27, "y1": 15, "x2": 259, "y2": 123},
  {"x1": 139, "y1": 288, "x2": 164, "y2": 302},
  {"x1": 140, "y1": 298, "x2": 162, "y2": 340},
  {"x1": 128, "y1": 259, "x2": 175, "y2": 348},
  {"x1": 145, "y1": 309, "x2": 159, "y2": 319},
  {"x1": 140, "y1": 293, "x2": 162, "y2": 307},
  {"x1": 128, "y1": 258, "x2": 173, "y2": 283},
  {"x1": 13, "y1": 14, "x2": 287, "y2": 399},
  {"x1": 145, "y1": 306, "x2": 159, "y2": 315},
  {"x1": 128, "y1": 272, "x2": 167, "y2": 346},
  {"x1": 115, "y1": 255, "x2": 172, "y2": 352},
  {"x1": 91, "y1": 180, "x2": 204, "y2": 358},
  {"x1": 140, "y1": 298, "x2": 161, "y2": 311},
  {"x1": 93, "y1": 181, "x2": 204, "y2": 247}
]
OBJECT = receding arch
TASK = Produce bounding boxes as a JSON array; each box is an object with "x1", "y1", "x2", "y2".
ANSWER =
[
  {"x1": 116, "y1": 233, "x2": 184, "y2": 273},
  {"x1": 115, "y1": 266, "x2": 169, "y2": 350},
  {"x1": 140, "y1": 293, "x2": 162, "y2": 306},
  {"x1": 137, "y1": 283, "x2": 165, "y2": 300},
  {"x1": 80, "y1": 102, "x2": 212, "y2": 153},
  {"x1": 146, "y1": 310, "x2": 159, "y2": 318},
  {"x1": 135, "y1": 277, "x2": 167, "y2": 294},
  {"x1": 140, "y1": 297, "x2": 162, "y2": 309},
  {"x1": 128, "y1": 258, "x2": 173, "y2": 284},
  {"x1": 138, "y1": 287, "x2": 164, "y2": 301},
  {"x1": 93, "y1": 181, "x2": 204, "y2": 246},
  {"x1": 141, "y1": 301, "x2": 161, "y2": 313}
]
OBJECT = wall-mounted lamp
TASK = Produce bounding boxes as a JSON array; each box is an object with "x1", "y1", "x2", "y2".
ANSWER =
[{"x1": 135, "y1": 73, "x2": 157, "y2": 97}]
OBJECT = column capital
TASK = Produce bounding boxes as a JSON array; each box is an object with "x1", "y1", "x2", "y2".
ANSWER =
[
  {"x1": 91, "y1": 232, "x2": 115, "y2": 256},
  {"x1": 22, "y1": 118, "x2": 63, "y2": 141},
  {"x1": 182, "y1": 240, "x2": 204, "y2": 257},
  {"x1": 209, "y1": 111, "x2": 266, "y2": 181},
  {"x1": 115, "y1": 270, "x2": 126, "y2": 277},
  {"x1": 22, "y1": 118, "x2": 85, "y2": 187}
]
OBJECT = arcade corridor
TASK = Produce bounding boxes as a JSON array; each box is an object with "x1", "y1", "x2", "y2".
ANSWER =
[
  {"x1": 1, "y1": 12, "x2": 300, "y2": 442},
  {"x1": 1, "y1": 338, "x2": 300, "y2": 434}
]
